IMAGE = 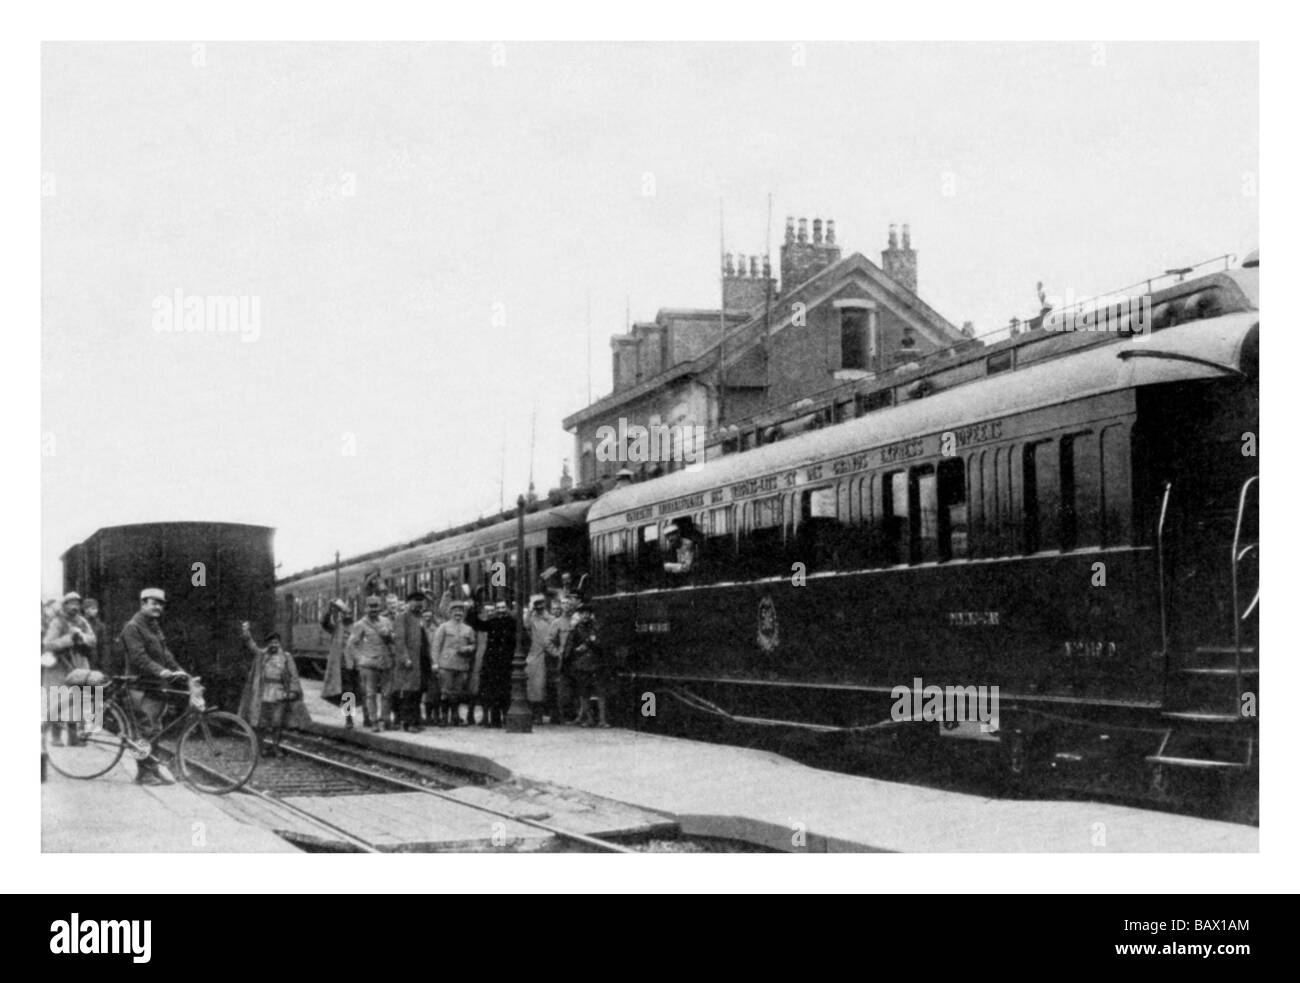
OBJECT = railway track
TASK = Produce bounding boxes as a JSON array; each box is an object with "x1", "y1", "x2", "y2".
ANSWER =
[{"x1": 241, "y1": 735, "x2": 635, "y2": 854}]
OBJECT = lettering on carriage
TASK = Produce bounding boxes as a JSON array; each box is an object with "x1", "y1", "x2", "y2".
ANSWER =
[
  {"x1": 948, "y1": 611, "x2": 1000, "y2": 627},
  {"x1": 730, "y1": 474, "x2": 780, "y2": 499},
  {"x1": 805, "y1": 465, "x2": 823, "y2": 481},
  {"x1": 1063, "y1": 640, "x2": 1119, "y2": 659},
  {"x1": 657, "y1": 493, "x2": 705, "y2": 516},
  {"x1": 635, "y1": 621, "x2": 670, "y2": 634},
  {"x1": 832, "y1": 451, "x2": 872, "y2": 477},
  {"x1": 625, "y1": 506, "x2": 654, "y2": 523},
  {"x1": 710, "y1": 489, "x2": 725, "y2": 504},
  {"x1": 880, "y1": 437, "x2": 925, "y2": 464},
  {"x1": 949, "y1": 420, "x2": 1004, "y2": 449}
]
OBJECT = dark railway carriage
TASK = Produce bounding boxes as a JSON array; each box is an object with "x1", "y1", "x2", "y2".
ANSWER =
[
  {"x1": 587, "y1": 273, "x2": 1258, "y2": 805},
  {"x1": 277, "y1": 501, "x2": 591, "y2": 673},
  {"x1": 61, "y1": 522, "x2": 277, "y2": 711}
]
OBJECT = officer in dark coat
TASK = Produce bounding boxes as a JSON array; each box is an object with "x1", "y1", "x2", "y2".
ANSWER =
[
  {"x1": 392, "y1": 592, "x2": 431, "y2": 732},
  {"x1": 466, "y1": 596, "x2": 516, "y2": 728}
]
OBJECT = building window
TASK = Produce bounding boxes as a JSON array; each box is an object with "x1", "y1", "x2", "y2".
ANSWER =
[{"x1": 840, "y1": 310, "x2": 867, "y2": 370}]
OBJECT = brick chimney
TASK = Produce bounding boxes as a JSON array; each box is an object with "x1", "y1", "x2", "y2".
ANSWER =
[
  {"x1": 610, "y1": 334, "x2": 639, "y2": 391},
  {"x1": 781, "y1": 215, "x2": 842, "y2": 292},
  {"x1": 881, "y1": 222, "x2": 918, "y2": 294},
  {"x1": 722, "y1": 251, "x2": 775, "y2": 312}
]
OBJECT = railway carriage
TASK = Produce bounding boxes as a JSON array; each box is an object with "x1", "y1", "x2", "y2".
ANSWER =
[
  {"x1": 61, "y1": 522, "x2": 278, "y2": 711},
  {"x1": 276, "y1": 501, "x2": 591, "y2": 673},
  {"x1": 586, "y1": 266, "x2": 1259, "y2": 805}
]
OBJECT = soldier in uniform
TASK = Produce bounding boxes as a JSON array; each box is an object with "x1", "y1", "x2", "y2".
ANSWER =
[
  {"x1": 42, "y1": 592, "x2": 97, "y2": 746},
  {"x1": 663, "y1": 523, "x2": 696, "y2": 578},
  {"x1": 524, "y1": 594, "x2": 553, "y2": 724},
  {"x1": 545, "y1": 595, "x2": 578, "y2": 723},
  {"x1": 239, "y1": 623, "x2": 303, "y2": 757},
  {"x1": 119, "y1": 587, "x2": 188, "y2": 784},
  {"x1": 420, "y1": 607, "x2": 441, "y2": 725},
  {"x1": 431, "y1": 601, "x2": 477, "y2": 726},
  {"x1": 564, "y1": 603, "x2": 609, "y2": 727},
  {"x1": 81, "y1": 598, "x2": 109, "y2": 674},
  {"x1": 346, "y1": 596, "x2": 396, "y2": 732}
]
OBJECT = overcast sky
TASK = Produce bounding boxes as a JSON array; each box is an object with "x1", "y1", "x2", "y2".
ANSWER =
[{"x1": 41, "y1": 41, "x2": 1257, "y2": 593}]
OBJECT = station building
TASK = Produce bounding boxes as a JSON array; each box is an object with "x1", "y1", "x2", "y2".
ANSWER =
[{"x1": 563, "y1": 217, "x2": 974, "y2": 487}]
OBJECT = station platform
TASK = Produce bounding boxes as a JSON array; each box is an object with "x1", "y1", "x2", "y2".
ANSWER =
[
  {"x1": 42, "y1": 757, "x2": 300, "y2": 853},
  {"x1": 297, "y1": 681, "x2": 1257, "y2": 853}
]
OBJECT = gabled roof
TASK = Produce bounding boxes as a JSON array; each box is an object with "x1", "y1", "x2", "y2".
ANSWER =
[
  {"x1": 563, "y1": 250, "x2": 963, "y2": 431},
  {"x1": 713, "y1": 252, "x2": 962, "y2": 373}
]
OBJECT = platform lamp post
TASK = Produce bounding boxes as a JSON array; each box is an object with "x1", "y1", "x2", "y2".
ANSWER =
[{"x1": 505, "y1": 494, "x2": 533, "y2": 733}]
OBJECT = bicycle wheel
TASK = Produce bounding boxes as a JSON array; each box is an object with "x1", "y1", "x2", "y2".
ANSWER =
[
  {"x1": 177, "y1": 711, "x2": 259, "y2": 794},
  {"x1": 44, "y1": 700, "x2": 130, "y2": 780}
]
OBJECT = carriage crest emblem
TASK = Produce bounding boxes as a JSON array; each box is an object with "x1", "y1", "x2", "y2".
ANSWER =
[{"x1": 756, "y1": 595, "x2": 780, "y2": 653}]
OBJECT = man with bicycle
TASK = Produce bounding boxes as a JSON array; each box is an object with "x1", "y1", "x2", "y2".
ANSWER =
[{"x1": 120, "y1": 587, "x2": 188, "y2": 785}]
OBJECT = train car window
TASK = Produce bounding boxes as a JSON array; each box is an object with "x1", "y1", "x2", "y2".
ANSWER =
[
  {"x1": 988, "y1": 350, "x2": 1013, "y2": 375},
  {"x1": 967, "y1": 451, "x2": 985, "y2": 559},
  {"x1": 1022, "y1": 439, "x2": 1059, "y2": 553},
  {"x1": 911, "y1": 465, "x2": 940, "y2": 563},
  {"x1": 839, "y1": 474, "x2": 870, "y2": 569},
  {"x1": 701, "y1": 506, "x2": 734, "y2": 583},
  {"x1": 635, "y1": 523, "x2": 661, "y2": 588},
  {"x1": 937, "y1": 458, "x2": 969, "y2": 561},
  {"x1": 740, "y1": 494, "x2": 785, "y2": 578},
  {"x1": 1099, "y1": 424, "x2": 1131, "y2": 546},
  {"x1": 609, "y1": 531, "x2": 633, "y2": 593},
  {"x1": 1059, "y1": 433, "x2": 1104, "y2": 550},
  {"x1": 882, "y1": 471, "x2": 909, "y2": 565},
  {"x1": 797, "y1": 486, "x2": 843, "y2": 571}
]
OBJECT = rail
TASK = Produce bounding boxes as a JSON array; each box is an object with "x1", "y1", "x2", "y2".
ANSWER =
[{"x1": 278, "y1": 739, "x2": 634, "y2": 854}]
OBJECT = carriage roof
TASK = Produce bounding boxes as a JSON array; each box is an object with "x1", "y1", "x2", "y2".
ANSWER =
[{"x1": 588, "y1": 311, "x2": 1259, "y2": 526}]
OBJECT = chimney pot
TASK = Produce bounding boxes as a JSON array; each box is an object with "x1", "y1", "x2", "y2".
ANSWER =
[
  {"x1": 762, "y1": 254, "x2": 772, "y2": 278},
  {"x1": 826, "y1": 219, "x2": 836, "y2": 245},
  {"x1": 797, "y1": 218, "x2": 808, "y2": 244},
  {"x1": 724, "y1": 252, "x2": 735, "y2": 276},
  {"x1": 750, "y1": 255, "x2": 760, "y2": 277},
  {"x1": 785, "y1": 216, "x2": 795, "y2": 243},
  {"x1": 812, "y1": 218, "x2": 823, "y2": 244},
  {"x1": 888, "y1": 224, "x2": 899, "y2": 249},
  {"x1": 902, "y1": 223, "x2": 912, "y2": 249}
]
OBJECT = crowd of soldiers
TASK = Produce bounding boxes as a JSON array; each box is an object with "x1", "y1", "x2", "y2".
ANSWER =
[
  {"x1": 40, "y1": 568, "x2": 612, "y2": 787},
  {"x1": 319, "y1": 579, "x2": 610, "y2": 733}
]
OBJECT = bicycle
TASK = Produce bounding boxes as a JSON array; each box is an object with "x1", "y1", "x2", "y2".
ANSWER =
[{"x1": 43, "y1": 671, "x2": 260, "y2": 794}]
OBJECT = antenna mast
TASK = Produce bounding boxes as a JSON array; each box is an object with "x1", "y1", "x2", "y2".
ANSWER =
[{"x1": 718, "y1": 198, "x2": 726, "y2": 428}]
